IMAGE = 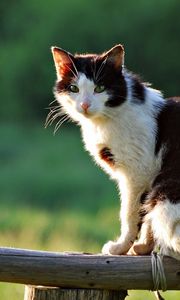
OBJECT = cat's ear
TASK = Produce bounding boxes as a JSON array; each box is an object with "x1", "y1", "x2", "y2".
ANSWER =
[
  {"x1": 102, "y1": 44, "x2": 124, "y2": 69},
  {"x1": 51, "y1": 47, "x2": 76, "y2": 79}
]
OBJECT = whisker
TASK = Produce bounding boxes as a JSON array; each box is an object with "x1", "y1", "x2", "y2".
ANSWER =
[
  {"x1": 95, "y1": 57, "x2": 108, "y2": 82},
  {"x1": 95, "y1": 72, "x2": 105, "y2": 84},
  {"x1": 53, "y1": 115, "x2": 70, "y2": 134},
  {"x1": 45, "y1": 113, "x2": 58, "y2": 127},
  {"x1": 45, "y1": 111, "x2": 61, "y2": 128},
  {"x1": 46, "y1": 104, "x2": 61, "y2": 111},
  {"x1": 48, "y1": 107, "x2": 63, "y2": 116},
  {"x1": 46, "y1": 106, "x2": 61, "y2": 116},
  {"x1": 45, "y1": 101, "x2": 64, "y2": 128},
  {"x1": 65, "y1": 55, "x2": 79, "y2": 80},
  {"x1": 93, "y1": 59, "x2": 97, "y2": 82},
  {"x1": 102, "y1": 112, "x2": 113, "y2": 119},
  {"x1": 45, "y1": 107, "x2": 63, "y2": 127},
  {"x1": 66, "y1": 64, "x2": 78, "y2": 79},
  {"x1": 68, "y1": 54, "x2": 79, "y2": 78},
  {"x1": 48, "y1": 99, "x2": 58, "y2": 106},
  {"x1": 45, "y1": 110, "x2": 56, "y2": 125},
  {"x1": 54, "y1": 117, "x2": 68, "y2": 134}
]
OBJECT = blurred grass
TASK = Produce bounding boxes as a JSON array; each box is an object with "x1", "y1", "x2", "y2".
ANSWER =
[
  {"x1": 0, "y1": 123, "x2": 117, "y2": 211},
  {"x1": 0, "y1": 123, "x2": 179, "y2": 299}
]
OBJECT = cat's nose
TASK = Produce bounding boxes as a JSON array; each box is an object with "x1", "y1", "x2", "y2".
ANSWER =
[{"x1": 80, "y1": 102, "x2": 90, "y2": 114}]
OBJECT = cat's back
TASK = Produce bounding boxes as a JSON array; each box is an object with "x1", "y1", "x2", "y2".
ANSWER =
[
  {"x1": 155, "y1": 97, "x2": 180, "y2": 155},
  {"x1": 154, "y1": 97, "x2": 180, "y2": 191}
]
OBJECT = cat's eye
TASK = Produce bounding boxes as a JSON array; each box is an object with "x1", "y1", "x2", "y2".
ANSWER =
[
  {"x1": 94, "y1": 85, "x2": 105, "y2": 93},
  {"x1": 69, "y1": 84, "x2": 79, "y2": 93}
]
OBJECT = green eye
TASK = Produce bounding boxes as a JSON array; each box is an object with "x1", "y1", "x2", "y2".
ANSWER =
[
  {"x1": 94, "y1": 85, "x2": 105, "y2": 93},
  {"x1": 69, "y1": 84, "x2": 79, "y2": 93}
]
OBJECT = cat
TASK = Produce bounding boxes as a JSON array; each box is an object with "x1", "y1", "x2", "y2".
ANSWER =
[{"x1": 49, "y1": 44, "x2": 180, "y2": 259}]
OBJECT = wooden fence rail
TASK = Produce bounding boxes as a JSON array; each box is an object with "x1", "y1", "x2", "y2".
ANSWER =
[{"x1": 0, "y1": 247, "x2": 179, "y2": 299}]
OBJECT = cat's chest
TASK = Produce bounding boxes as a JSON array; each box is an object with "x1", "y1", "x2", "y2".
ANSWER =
[
  {"x1": 81, "y1": 119, "x2": 159, "y2": 183},
  {"x1": 81, "y1": 121, "x2": 124, "y2": 170}
]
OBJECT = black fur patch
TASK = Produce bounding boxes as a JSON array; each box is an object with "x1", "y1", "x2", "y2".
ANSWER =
[
  {"x1": 56, "y1": 74, "x2": 74, "y2": 93},
  {"x1": 55, "y1": 66, "x2": 75, "y2": 93},
  {"x1": 150, "y1": 98, "x2": 180, "y2": 205},
  {"x1": 137, "y1": 192, "x2": 149, "y2": 231},
  {"x1": 140, "y1": 191, "x2": 148, "y2": 204},
  {"x1": 131, "y1": 76, "x2": 145, "y2": 103},
  {"x1": 155, "y1": 97, "x2": 180, "y2": 154},
  {"x1": 99, "y1": 147, "x2": 115, "y2": 166},
  {"x1": 74, "y1": 55, "x2": 96, "y2": 80}
]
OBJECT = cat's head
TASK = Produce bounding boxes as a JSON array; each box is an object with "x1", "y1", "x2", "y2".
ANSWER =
[{"x1": 51, "y1": 45, "x2": 127, "y2": 123}]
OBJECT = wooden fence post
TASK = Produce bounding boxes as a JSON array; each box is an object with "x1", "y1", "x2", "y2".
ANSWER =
[{"x1": 24, "y1": 286, "x2": 128, "y2": 300}]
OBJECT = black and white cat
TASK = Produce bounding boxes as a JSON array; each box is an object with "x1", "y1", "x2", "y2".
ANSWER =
[{"x1": 50, "y1": 44, "x2": 180, "y2": 259}]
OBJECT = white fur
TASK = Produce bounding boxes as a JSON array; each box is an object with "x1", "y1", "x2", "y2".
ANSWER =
[
  {"x1": 146, "y1": 201, "x2": 180, "y2": 259},
  {"x1": 55, "y1": 72, "x2": 180, "y2": 257}
]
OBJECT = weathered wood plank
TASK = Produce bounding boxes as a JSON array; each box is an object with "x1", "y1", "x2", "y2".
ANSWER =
[
  {"x1": 24, "y1": 286, "x2": 127, "y2": 300},
  {"x1": 0, "y1": 247, "x2": 179, "y2": 290}
]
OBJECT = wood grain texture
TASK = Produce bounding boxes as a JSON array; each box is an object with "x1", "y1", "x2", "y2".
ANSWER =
[
  {"x1": 0, "y1": 247, "x2": 179, "y2": 290},
  {"x1": 24, "y1": 286, "x2": 127, "y2": 300}
]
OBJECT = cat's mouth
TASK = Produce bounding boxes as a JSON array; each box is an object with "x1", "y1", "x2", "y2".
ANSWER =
[
  {"x1": 79, "y1": 102, "x2": 94, "y2": 118},
  {"x1": 81, "y1": 110, "x2": 94, "y2": 118},
  {"x1": 78, "y1": 101, "x2": 106, "y2": 120}
]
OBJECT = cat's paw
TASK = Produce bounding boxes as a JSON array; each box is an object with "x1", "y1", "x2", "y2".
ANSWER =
[
  {"x1": 102, "y1": 240, "x2": 131, "y2": 255},
  {"x1": 128, "y1": 242, "x2": 154, "y2": 255}
]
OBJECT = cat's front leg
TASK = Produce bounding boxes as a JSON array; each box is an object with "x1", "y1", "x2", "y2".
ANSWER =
[
  {"x1": 102, "y1": 187, "x2": 142, "y2": 255},
  {"x1": 128, "y1": 219, "x2": 154, "y2": 255}
]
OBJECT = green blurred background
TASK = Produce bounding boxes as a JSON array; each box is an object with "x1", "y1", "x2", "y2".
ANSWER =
[{"x1": 0, "y1": 0, "x2": 180, "y2": 299}]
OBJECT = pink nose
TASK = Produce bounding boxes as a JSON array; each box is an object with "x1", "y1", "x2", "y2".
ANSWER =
[{"x1": 80, "y1": 102, "x2": 90, "y2": 113}]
